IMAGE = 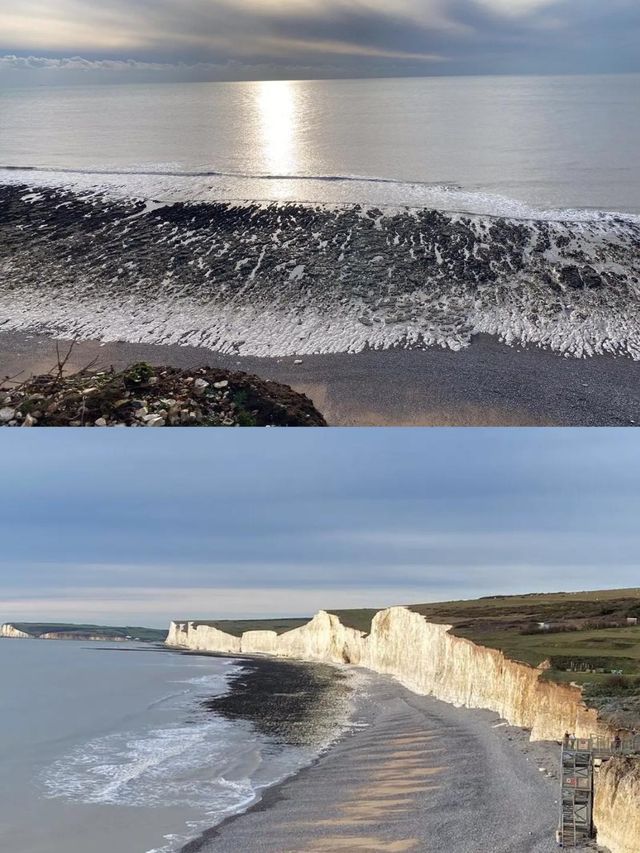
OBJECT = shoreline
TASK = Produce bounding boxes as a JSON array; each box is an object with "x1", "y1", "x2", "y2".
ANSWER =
[
  {"x1": 2, "y1": 329, "x2": 639, "y2": 426},
  {"x1": 169, "y1": 650, "x2": 360, "y2": 853},
  {"x1": 176, "y1": 650, "x2": 573, "y2": 853}
]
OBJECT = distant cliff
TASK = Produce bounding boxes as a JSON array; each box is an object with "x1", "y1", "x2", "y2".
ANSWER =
[
  {"x1": 1, "y1": 622, "x2": 166, "y2": 642},
  {"x1": 0, "y1": 623, "x2": 32, "y2": 639}
]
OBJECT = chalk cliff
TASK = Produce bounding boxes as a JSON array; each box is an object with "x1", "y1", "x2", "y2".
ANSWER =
[
  {"x1": 166, "y1": 607, "x2": 608, "y2": 741},
  {"x1": 0, "y1": 623, "x2": 33, "y2": 639},
  {"x1": 168, "y1": 621, "x2": 241, "y2": 654},
  {"x1": 594, "y1": 758, "x2": 640, "y2": 853}
]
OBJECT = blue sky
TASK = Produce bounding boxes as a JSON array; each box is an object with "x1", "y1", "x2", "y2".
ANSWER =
[
  {"x1": 1, "y1": 1, "x2": 639, "y2": 85},
  {"x1": 0, "y1": 429, "x2": 638, "y2": 627}
]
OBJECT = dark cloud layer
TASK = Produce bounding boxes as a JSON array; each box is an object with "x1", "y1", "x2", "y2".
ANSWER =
[{"x1": 0, "y1": 0, "x2": 638, "y2": 83}]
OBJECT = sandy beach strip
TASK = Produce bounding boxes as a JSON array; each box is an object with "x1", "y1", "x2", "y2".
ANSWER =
[
  {"x1": 184, "y1": 666, "x2": 569, "y2": 853},
  {"x1": 1, "y1": 329, "x2": 638, "y2": 426}
]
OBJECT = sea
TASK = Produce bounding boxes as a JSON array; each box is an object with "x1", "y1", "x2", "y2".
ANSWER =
[
  {"x1": 0, "y1": 639, "x2": 352, "y2": 853},
  {"x1": 1, "y1": 75, "x2": 639, "y2": 358}
]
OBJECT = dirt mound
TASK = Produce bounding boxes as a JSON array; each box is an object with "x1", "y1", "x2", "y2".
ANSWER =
[{"x1": 0, "y1": 362, "x2": 325, "y2": 427}]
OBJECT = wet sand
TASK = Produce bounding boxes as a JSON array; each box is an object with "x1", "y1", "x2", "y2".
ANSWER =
[
  {"x1": 186, "y1": 666, "x2": 567, "y2": 853},
  {"x1": 1, "y1": 330, "x2": 638, "y2": 426}
]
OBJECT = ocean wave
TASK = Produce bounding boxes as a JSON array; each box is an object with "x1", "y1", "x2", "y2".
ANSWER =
[
  {"x1": 38, "y1": 689, "x2": 337, "y2": 853},
  {"x1": 0, "y1": 163, "x2": 461, "y2": 188},
  {"x1": 2, "y1": 165, "x2": 638, "y2": 224},
  {"x1": 40, "y1": 720, "x2": 257, "y2": 804}
]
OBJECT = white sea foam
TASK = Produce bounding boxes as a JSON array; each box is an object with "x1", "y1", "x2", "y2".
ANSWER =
[
  {"x1": 3, "y1": 166, "x2": 639, "y2": 224},
  {"x1": 3, "y1": 172, "x2": 639, "y2": 360}
]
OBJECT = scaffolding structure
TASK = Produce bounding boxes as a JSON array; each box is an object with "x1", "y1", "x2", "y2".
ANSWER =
[
  {"x1": 558, "y1": 739, "x2": 594, "y2": 847},
  {"x1": 557, "y1": 734, "x2": 640, "y2": 848}
]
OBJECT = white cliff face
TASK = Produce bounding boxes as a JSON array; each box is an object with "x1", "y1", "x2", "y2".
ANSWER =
[
  {"x1": 0, "y1": 623, "x2": 33, "y2": 639},
  {"x1": 166, "y1": 607, "x2": 607, "y2": 741},
  {"x1": 594, "y1": 758, "x2": 640, "y2": 853},
  {"x1": 166, "y1": 620, "x2": 241, "y2": 654}
]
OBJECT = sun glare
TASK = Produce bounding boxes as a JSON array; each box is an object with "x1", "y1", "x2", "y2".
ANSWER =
[{"x1": 256, "y1": 80, "x2": 299, "y2": 176}]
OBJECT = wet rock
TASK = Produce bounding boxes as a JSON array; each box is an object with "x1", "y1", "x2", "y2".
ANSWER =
[
  {"x1": 560, "y1": 265, "x2": 603, "y2": 290},
  {"x1": 560, "y1": 265, "x2": 586, "y2": 289}
]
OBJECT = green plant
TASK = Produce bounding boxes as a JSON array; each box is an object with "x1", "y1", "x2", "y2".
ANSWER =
[{"x1": 123, "y1": 363, "x2": 154, "y2": 386}]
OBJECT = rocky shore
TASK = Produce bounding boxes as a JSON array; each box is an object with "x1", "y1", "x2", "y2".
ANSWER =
[
  {"x1": 0, "y1": 361, "x2": 325, "y2": 427},
  {"x1": 202, "y1": 656, "x2": 354, "y2": 748}
]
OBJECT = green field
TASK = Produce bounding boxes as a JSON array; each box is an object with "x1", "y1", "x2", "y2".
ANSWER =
[
  {"x1": 454, "y1": 625, "x2": 640, "y2": 683},
  {"x1": 190, "y1": 618, "x2": 310, "y2": 637}
]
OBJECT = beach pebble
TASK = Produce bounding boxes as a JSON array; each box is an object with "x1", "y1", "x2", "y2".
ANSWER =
[
  {"x1": 214, "y1": 380, "x2": 229, "y2": 389},
  {"x1": 145, "y1": 416, "x2": 166, "y2": 427},
  {"x1": 0, "y1": 407, "x2": 16, "y2": 422},
  {"x1": 294, "y1": 359, "x2": 304, "y2": 365},
  {"x1": 22, "y1": 414, "x2": 37, "y2": 427},
  {"x1": 94, "y1": 418, "x2": 108, "y2": 427},
  {"x1": 194, "y1": 378, "x2": 210, "y2": 391}
]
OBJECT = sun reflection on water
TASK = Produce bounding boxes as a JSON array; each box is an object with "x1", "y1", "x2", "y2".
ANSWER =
[{"x1": 256, "y1": 80, "x2": 299, "y2": 177}]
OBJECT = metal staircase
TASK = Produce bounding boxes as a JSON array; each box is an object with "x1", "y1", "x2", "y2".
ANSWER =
[
  {"x1": 557, "y1": 734, "x2": 640, "y2": 847},
  {"x1": 558, "y1": 738, "x2": 594, "y2": 847}
]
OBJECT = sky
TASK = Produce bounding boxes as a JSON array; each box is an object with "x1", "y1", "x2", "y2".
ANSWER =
[
  {"x1": 0, "y1": 1, "x2": 639, "y2": 85},
  {"x1": 0, "y1": 429, "x2": 639, "y2": 628}
]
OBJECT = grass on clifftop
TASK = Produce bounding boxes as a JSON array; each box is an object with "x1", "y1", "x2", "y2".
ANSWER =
[
  {"x1": 190, "y1": 619, "x2": 311, "y2": 638},
  {"x1": 409, "y1": 588, "x2": 640, "y2": 687}
]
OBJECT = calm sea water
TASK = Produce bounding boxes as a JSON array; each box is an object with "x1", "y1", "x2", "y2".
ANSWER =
[
  {"x1": 0, "y1": 641, "x2": 324, "y2": 853},
  {"x1": 1, "y1": 74, "x2": 639, "y2": 214}
]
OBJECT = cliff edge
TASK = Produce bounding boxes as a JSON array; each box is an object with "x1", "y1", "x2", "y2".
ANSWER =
[{"x1": 167, "y1": 607, "x2": 607, "y2": 741}]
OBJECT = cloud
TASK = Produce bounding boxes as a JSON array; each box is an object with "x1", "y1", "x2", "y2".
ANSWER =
[
  {"x1": 0, "y1": 429, "x2": 639, "y2": 625},
  {"x1": 0, "y1": 53, "x2": 333, "y2": 85},
  {"x1": 0, "y1": 0, "x2": 639, "y2": 82},
  {"x1": 0, "y1": 55, "x2": 171, "y2": 72},
  {"x1": 0, "y1": 585, "x2": 439, "y2": 625}
]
